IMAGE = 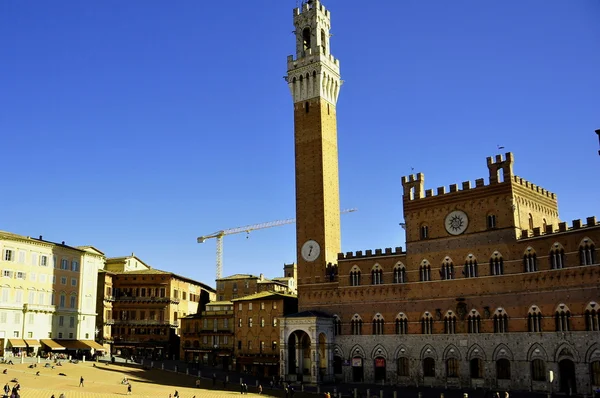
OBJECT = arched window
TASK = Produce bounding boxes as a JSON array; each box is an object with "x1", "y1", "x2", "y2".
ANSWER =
[
  {"x1": 333, "y1": 315, "x2": 342, "y2": 336},
  {"x1": 397, "y1": 357, "x2": 409, "y2": 377},
  {"x1": 423, "y1": 357, "x2": 435, "y2": 377},
  {"x1": 490, "y1": 252, "x2": 504, "y2": 276},
  {"x1": 351, "y1": 314, "x2": 363, "y2": 335},
  {"x1": 487, "y1": 214, "x2": 497, "y2": 229},
  {"x1": 549, "y1": 243, "x2": 565, "y2": 269},
  {"x1": 470, "y1": 358, "x2": 483, "y2": 379},
  {"x1": 349, "y1": 267, "x2": 361, "y2": 286},
  {"x1": 579, "y1": 239, "x2": 596, "y2": 266},
  {"x1": 393, "y1": 263, "x2": 406, "y2": 283},
  {"x1": 464, "y1": 255, "x2": 478, "y2": 278},
  {"x1": 528, "y1": 306, "x2": 543, "y2": 332},
  {"x1": 419, "y1": 260, "x2": 431, "y2": 282},
  {"x1": 320, "y1": 29, "x2": 327, "y2": 54},
  {"x1": 523, "y1": 248, "x2": 538, "y2": 272},
  {"x1": 420, "y1": 225, "x2": 429, "y2": 240},
  {"x1": 395, "y1": 313, "x2": 408, "y2": 335},
  {"x1": 372, "y1": 313, "x2": 385, "y2": 335},
  {"x1": 444, "y1": 311, "x2": 456, "y2": 334},
  {"x1": 302, "y1": 27, "x2": 311, "y2": 52},
  {"x1": 496, "y1": 358, "x2": 511, "y2": 380},
  {"x1": 440, "y1": 257, "x2": 454, "y2": 280},
  {"x1": 467, "y1": 310, "x2": 481, "y2": 334},
  {"x1": 446, "y1": 358, "x2": 459, "y2": 378},
  {"x1": 421, "y1": 312, "x2": 434, "y2": 334},
  {"x1": 555, "y1": 304, "x2": 570, "y2": 332},
  {"x1": 531, "y1": 359, "x2": 546, "y2": 381},
  {"x1": 493, "y1": 308, "x2": 508, "y2": 333},
  {"x1": 584, "y1": 302, "x2": 599, "y2": 331},
  {"x1": 371, "y1": 264, "x2": 383, "y2": 285},
  {"x1": 528, "y1": 213, "x2": 534, "y2": 230}
]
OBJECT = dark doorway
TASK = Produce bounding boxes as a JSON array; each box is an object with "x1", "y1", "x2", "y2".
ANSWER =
[
  {"x1": 374, "y1": 357, "x2": 386, "y2": 382},
  {"x1": 559, "y1": 359, "x2": 577, "y2": 394},
  {"x1": 333, "y1": 356, "x2": 342, "y2": 375},
  {"x1": 352, "y1": 357, "x2": 364, "y2": 382}
]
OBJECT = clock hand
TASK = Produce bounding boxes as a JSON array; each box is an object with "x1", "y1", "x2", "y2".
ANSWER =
[{"x1": 308, "y1": 246, "x2": 313, "y2": 256}]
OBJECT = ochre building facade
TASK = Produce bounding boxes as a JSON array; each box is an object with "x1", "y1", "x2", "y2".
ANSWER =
[{"x1": 279, "y1": 1, "x2": 600, "y2": 395}]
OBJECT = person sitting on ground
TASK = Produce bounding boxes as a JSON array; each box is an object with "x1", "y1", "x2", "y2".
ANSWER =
[
  {"x1": 58, "y1": 373, "x2": 66, "y2": 376},
  {"x1": 2, "y1": 369, "x2": 6, "y2": 374},
  {"x1": 45, "y1": 363, "x2": 51, "y2": 368},
  {"x1": 28, "y1": 365, "x2": 34, "y2": 369},
  {"x1": 7, "y1": 360, "x2": 13, "y2": 365},
  {"x1": 36, "y1": 371, "x2": 40, "y2": 376}
]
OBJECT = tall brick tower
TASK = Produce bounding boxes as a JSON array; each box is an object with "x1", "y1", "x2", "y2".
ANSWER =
[{"x1": 286, "y1": 0, "x2": 341, "y2": 291}]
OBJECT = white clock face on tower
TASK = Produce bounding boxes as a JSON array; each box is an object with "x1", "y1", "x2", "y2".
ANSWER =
[
  {"x1": 301, "y1": 240, "x2": 321, "y2": 262},
  {"x1": 445, "y1": 210, "x2": 469, "y2": 235}
]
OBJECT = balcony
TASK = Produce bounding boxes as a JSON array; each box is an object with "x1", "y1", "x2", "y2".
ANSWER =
[
  {"x1": 111, "y1": 319, "x2": 179, "y2": 327},
  {"x1": 24, "y1": 303, "x2": 56, "y2": 313},
  {"x1": 114, "y1": 296, "x2": 180, "y2": 304}
]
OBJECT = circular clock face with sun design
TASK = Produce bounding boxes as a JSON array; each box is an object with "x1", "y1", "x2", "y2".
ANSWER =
[{"x1": 445, "y1": 210, "x2": 469, "y2": 235}]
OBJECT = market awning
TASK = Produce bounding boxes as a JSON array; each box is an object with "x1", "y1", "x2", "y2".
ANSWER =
[
  {"x1": 41, "y1": 339, "x2": 66, "y2": 350},
  {"x1": 25, "y1": 339, "x2": 41, "y2": 347},
  {"x1": 80, "y1": 340, "x2": 105, "y2": 351},
  {"x1": 7, "y1": 339, "x2": 27, "y2": 348},
  {"x1": 59, "y1": 340, "x2": 91, "y2": 350}
]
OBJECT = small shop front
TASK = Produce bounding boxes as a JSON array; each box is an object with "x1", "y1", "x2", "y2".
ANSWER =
[
  {"x1": 6, "y1": 339, "x2": 27, "y2": 357},
  {"x1": 236, "y1": 355, "x2": 279, "y2": 378}
]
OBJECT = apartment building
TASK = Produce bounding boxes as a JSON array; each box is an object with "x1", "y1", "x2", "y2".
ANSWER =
[
  {"x1": 97, "y1": 255, "x2": 214, "y2": 359},
  {"x1": 0, "y1": 231, "x2": 104, "y2": 357}
]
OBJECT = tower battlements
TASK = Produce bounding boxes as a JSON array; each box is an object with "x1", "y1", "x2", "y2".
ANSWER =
[
  {"x1": 519, "y1": 216, "x2": 599, "y2": 239},
  {"x1": 402, "y1": 153, "x2": 555, "y2": 202},
  {"x1": 294, "y1": 0, "x2": 330, "y2": 18}
]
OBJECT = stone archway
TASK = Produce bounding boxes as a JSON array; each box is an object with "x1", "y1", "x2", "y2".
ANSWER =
[
  {"x1": 559, "y1": 359, "x2": 577, "y2": 394},
  {"x1": 287, "y1": 331, "x2": 311, "y2": 382},
  {"x1": 280, "y1": 312, "x2": 335, "y2": 384}
]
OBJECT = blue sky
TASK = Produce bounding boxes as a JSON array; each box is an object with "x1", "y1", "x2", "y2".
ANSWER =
[{"x1": 1, "y1": 1, "x2": 599, "y2": 287}]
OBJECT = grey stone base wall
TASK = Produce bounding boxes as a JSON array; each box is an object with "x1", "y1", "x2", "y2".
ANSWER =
[{"x1": 331, "y1": 331, "x2": 600, "y2": 394}]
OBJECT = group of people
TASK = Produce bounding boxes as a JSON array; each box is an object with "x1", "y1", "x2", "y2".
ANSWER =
[{"x1": 3, "y1": 381, "x2": 20, "y2": 398}]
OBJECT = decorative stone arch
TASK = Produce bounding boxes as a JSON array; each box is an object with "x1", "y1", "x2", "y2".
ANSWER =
[
  {"x1": 442, "y1": 344, "x2": 462, "y2": 361},
  {"x1": 555, "y1": 303, "x2": 571, "y2": 313},
  {"x1": 550, "y1": 242, "x2": 564, "y2": 251},
  {"x1": 469, "y1": 309, "x2": 481, "y2": 317},
  {"x1": 396, "y1": 312, "x2": 408, "y2": 320},
  {"x1": 579, "y1": 236, "x2": 596, "y2": 247},
  {"x1": 373, "y1": 312, "x2": 384, "y2": 321},
  {"x1": 394, "y1": 261, "x2": 406, "y2": 270},
  {"x1": 494, "y1": 307, "x2": 508, "y2": 316},
  {"x1": 442, "y1": 256, "x2": 453, "y2": 265},
  {"x1": 394, "y1": 344, "x2": 410, "y2": 360},
  {"x1": 350, "y1": 265, "x2": 361, "y2": 273},
  {"x1": 584, "y1": 343, "x2": 600, "y2": 363},
  {"x1": 371, "y1": 344, "x2": 389, "y2": 360},
  {"x1": 332, "y1": 344, "x2": 345, "y2": 359},
  {"x1": 585, "y1": 301, "x2": 598, "y2": 312},
  {"x1": 371, "y1": 263, "x2": 382, "y2": 272},
  {"x1": 491, "y1": 251, "x2": 503, "y2": 259},
  {"x1": 527, "y1": 343, "x2": 548, "y2": 361},
  {"x1": 467, "y1": 344, "x2": 486, "y2": 361},
  {"x1": 524, "y1": 246, "x2": 536, "y2": 255},
  {"x1": 492, "y1": 344, "x2": 514, "y2": 361},
  {"x1": 444, "y1": 309, "x2": 456, "y2": 318},
  {"x1": 554, "y1": 342, "x2": 580, "y2": 363},
  {"x1": 280, "y1": 313, "x2": 335, "y2": 383},
  {"x1": 349, "y1": 344, "x2": 366, "y2": 360},
  {"x1": 420, "y1": 344, "x2": 438, "y2": 360},
  {"x1": 420, "y1": 259, "x2": 431, "y2": 267},
  {"x1": 528, "y1": 305, "x2": 542, "y2": 314}
]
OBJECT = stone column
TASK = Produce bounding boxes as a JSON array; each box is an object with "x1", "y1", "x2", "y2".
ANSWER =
[
  {"x1": 327, "y1": 343, "x2": 335, "y2": 382},
  {"x1": 311, "y1": 345, "x2": 319, "y2": 384}
]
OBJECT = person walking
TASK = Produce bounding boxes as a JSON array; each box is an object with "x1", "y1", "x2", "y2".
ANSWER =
[
  {"x1": 127, "y1": 383, "x2": 132, "y2": 395},
  {"x1": 79, "y1": 377, "x2": 84, "y2": 387},
  {"x1": 4, "y1": 383, "x2": 10, "y2": 396},
  {"x1": 258, "y1": 384, "x2": 262, "y2": 394}
]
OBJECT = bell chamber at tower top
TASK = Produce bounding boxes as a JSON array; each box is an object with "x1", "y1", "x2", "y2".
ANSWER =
[{"x1": 287, "y1": 0, "x2": 341, "y2": 105}]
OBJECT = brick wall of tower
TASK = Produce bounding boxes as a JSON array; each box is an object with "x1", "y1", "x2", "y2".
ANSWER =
[{"x1": 294, "y1": 96, "x2": 341, "y2": 300}]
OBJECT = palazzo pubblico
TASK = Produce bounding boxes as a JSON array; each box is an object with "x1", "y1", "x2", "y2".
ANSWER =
[{"x1": 278, "y1": 1, "x2": 600, "y2": 395}]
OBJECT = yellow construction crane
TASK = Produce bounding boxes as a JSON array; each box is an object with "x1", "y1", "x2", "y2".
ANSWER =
[{"x1": 197, "y1": 208, "x2": 357, "y2": 280}]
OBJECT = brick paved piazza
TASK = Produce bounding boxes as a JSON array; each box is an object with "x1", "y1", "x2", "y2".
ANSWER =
[{"x1": 1, "y1": 361, "x2": 259, "y2": 398}]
